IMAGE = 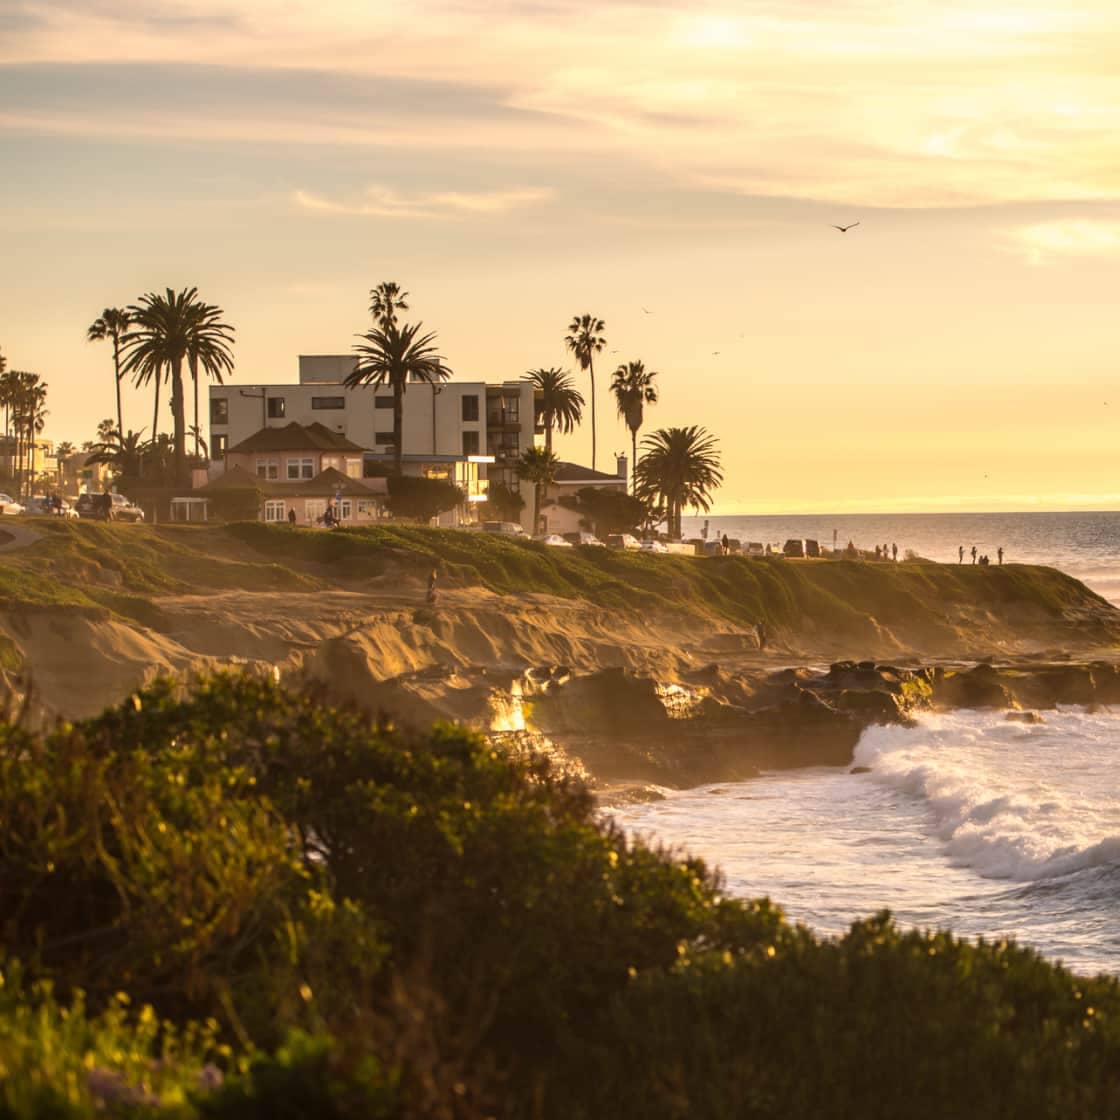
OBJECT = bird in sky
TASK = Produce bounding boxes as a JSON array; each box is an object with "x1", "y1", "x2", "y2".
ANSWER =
[
  {"x1": 832, "y1": 222, "x2": 860, "y2": 233},
  {"x1": 712, "y1": 351, "x2": 721, "y2": 356},
  {"x1": 641, "y1": 306, "x2": 653, "y2": 315}
]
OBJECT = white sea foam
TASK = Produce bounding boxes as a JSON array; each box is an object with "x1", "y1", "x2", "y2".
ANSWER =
[{"x1": 852, "y1": 713, "x2": 1120, "y2": 882}]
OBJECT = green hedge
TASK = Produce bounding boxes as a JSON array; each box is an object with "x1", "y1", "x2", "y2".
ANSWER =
[{"x1": 1, "y1": 674, "x2": 1119, "y2": 1118}]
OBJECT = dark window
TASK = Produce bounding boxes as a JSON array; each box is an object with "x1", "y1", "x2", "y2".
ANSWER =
[
  {"x1": 503, "y1": 396, "x2": 520, "y2": 422},
  {"x1": 375, "y1": 397, "x2": 394, "y2": 410},
  {"x1": 312, "y1": 396, "x2": 345, "y2": 410},
  {"x1": 462, "y1": 395, "x2": 479, "y2": 422},
  {"x1": 267, "y1": 397, "x2": 286, "y2": 419},
  {"x1": 212, "y1": 433, "x2": 228, "y2": 460},
  {"x1": 210, "y1": 397, "x2": 229, "y2": 424},
  {"x1": 374, "y1": 431, "x2": 395, "y2": 445},
  {"x1": 462, "y1": 431, "x2": 480, "y2": 456}
]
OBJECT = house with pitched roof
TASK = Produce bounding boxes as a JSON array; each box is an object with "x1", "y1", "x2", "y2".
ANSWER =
[
  {"x1": 539, "y1": 456, "x2": 629, "y2": 535},
  {"x1": 205, "y1": 424, "x2": 388, "y2": 525}
]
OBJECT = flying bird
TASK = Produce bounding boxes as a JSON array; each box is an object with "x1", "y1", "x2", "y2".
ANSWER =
[
  {"x1": 712, "y1": 351, "x2": 721, "y2": 356},
  {"x1": 832, "y1": 222, "x2": 860, "y2": 233},
  {"x1": 641, "y1": 306, "x2": 653, "y2": 315}
]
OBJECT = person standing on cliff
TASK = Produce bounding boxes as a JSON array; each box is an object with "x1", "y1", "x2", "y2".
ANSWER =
[
  {"x1": 891, "y1": 542, "x2": 898, "y2": 562},
  {"x1": 971, "y1": 545, "x2": 978, "y2": 564},
  {"x1": 426, "y1": 567, "x2": 439, "y2": 606},
  {"x1": 756, "y1": 620, "x2": 767, "y2": 651},
  {"x1": 959, "y1": 545, "x2": 964, "y2": 564},
  {"x1": 998, "y1": 546, "x2": 1004, "y2": 565}
]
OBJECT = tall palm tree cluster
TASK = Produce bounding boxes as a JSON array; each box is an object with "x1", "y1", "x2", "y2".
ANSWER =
[
  {"x1": 86, "y1": 288, "x2": 234, "y2": 485},
  {"x1": 348, "y1": 284, "x2": 723, "y2": 537},
  {"x1": 0, "y1": 366, "x2": 49, "y2": 499}
]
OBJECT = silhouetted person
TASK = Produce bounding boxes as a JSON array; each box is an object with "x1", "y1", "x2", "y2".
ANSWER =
[
  {"x1": 100, "y1": 490, "x2": 113, "y2": 521},
  {"x1": 287, "y1": 508, "x2": 297, "y2": 526},
  {"x1": 846, "y1": 539, "x2": 857, "y2": 558},
  {"x1": 971, "y1": 545, "x2": 977, "y2": 564},
  {"x1": 874, "y1": 544, "x2": 881, "y2": 560},
  {"x1": 959, "y1": 545, "x2": 964, "y2": 564},
  {"x1": 721, "y1": 533, "x2": 730, "y2": 555},
  {"x1": 426, "y1": 568, "x2": 438, "y2": 606},
  {"x1": 756, "y1": 620, "x2": 767, "y2": 650},
  {"x1": 891, "y1": 542, "x2": 898, "y2": 562},
  {"x1": 998, "y1": 546, "x2": 1004, "y2": 565}
]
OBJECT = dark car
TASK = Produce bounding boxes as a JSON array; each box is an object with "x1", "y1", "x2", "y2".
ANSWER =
[
  {"x1": 783, "y1": 539, "x2": 805, "y2": 558},
  {"x1": 75, "y1": 493, "x2": 145, "y2": 522}
]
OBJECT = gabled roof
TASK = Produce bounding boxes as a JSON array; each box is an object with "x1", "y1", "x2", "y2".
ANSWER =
[
  {"x1": 552, "y1": 461, "x2": 626, "y2": 484},
  {"x1": 227, "y1": 422, "x2": 365, "y2": 454},
  {"x1": 288, "y1": 468, "x2": 387, "y2": 497}
]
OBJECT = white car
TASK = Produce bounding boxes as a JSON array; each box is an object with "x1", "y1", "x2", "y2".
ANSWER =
[
  {"x1": 24, "y1": 496, "x2": 79, "y2": 519},
  {"x1": 535, "y1": 533, "x2": 573, "y2": 548},
  {"x1": 639, "y1": 539, "x2": 668, "y2": 553},
  {"x1": 0, "y1": 493, "x2": 25, "y2": 516},
  {"x1": 563, "y1": 531, "x2": 606, "y2": 547}
]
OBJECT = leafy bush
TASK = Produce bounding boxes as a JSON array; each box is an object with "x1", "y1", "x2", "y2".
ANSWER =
[
  {"x1": 384, "y1": 476, "x2": 463, "y2": 522},
  {"x1": 3, "y1": 674, "x2": 1120, "y2": 1117}
]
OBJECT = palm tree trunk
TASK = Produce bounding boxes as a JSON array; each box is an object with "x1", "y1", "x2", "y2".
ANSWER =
[
  {"x1": 170, "y1": 355, "x2": 187, "y2": 485},
  {"x1": 152, "y1": 365, "x2": 161, "y2": 443},
  {"x1": 588, "y1": 357, "x2": 597, "y2": 471},
  {"x1": 190, "y1": 353, "x2": 199, "y2": 458},
  {"x1": 544, "y1": 409, "x2": 553, "y2": 454},
  {"x1": 630, "y1": 429, "x2": 637, "y2": 495},
  {"x1": 393, "y1": 380, "x2": 404, "y2": 476},
  {"x1": 112, "y1": 335, "x2": 124, "y2": 437},
  {"x1": 534, "y1": 482, "x2": 542, "y2": 534}
]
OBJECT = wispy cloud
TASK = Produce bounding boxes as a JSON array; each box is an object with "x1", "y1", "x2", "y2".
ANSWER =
[
  {"x1": 292, "y1": 184, "x2": 553, "y2": 219},
  {"x1": 1008, "y1": 219, "x2": 1120, "y2": 263}
]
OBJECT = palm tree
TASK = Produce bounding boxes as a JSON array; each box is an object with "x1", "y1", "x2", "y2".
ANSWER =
[
  {"x1": 518, "y1": 445, "x2": 559, "y2": 535},
  {"x1": 347, "y1": 321, "x2": 451, "y2": 476},
  {"x1": 609, "y1": 361, "x2": 659, "y2": 491},
  {"x1": 185, "y1": 302, "x2": 235, "y2": 458},
  {"x1": 86, "y1": 308, "x2": 132, "y2": 438},
  {"x1": 369, "y1": 282, "x2": 410, "y2": 330},
  {"x1": 121, "y1": 288, "x2": 234, "y2": 485},
  {"x1": 528, "y1": 367, "x2": 583, "y2": 454},
  {"x1": 564, "y1": 314, "x2": 606, "y2": 471},
  {"x1": 88, "y1": 428, "x2": 149, "y2": 479},
  {"x1": 8, "y1": 372, "x2": 48, "y2": 499},
  {"x1": 633, "y1": 426, "x2": 723, "y2": 540}
]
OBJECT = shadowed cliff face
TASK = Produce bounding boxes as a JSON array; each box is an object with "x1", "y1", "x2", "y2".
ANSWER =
[{"x1": 1, "y1": 522, "x2": 1119, "y2": 786}]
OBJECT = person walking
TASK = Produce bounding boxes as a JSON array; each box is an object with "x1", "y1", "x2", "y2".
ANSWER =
[
  {"x1": 721, "y1": 533, "x2": 730, "y2": 555},
  {"x1": 891, "y1": 542, "x2": 898, "y2": 562},
  {"x1": 426, "y1": 567, "x2": 439, "y2": 606},
  {"x1": 287, "y1": 507, "x2": 297, "y2": 526},
  {"x1": 971, "y1": 545, "x2": 977, "y2": 564}
]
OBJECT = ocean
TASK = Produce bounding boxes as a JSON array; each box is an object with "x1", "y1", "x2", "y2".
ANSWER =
[
  {"x1": 684, "y1": 509, "x2": 1120, "y2": 605},
  {"x1": 616, "y1": 510, "x2": 1120, "y2": 975}
]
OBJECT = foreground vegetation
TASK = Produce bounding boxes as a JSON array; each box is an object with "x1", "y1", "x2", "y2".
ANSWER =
[{"x1": 2, "y1": 672, "x2": 1120, "y2": 1118}]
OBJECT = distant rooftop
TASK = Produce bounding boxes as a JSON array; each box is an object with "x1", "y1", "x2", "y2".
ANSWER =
[
  {"x1": 553, "y1": 461, "x2": 626, "y2": 484},
  {"x1": 227, "y1": 422, "x2": 366, "y2": 454}
]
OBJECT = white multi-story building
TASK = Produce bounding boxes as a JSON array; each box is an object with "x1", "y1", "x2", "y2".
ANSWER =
[{"x1": 208, "y1": 356, "x2": 541, "y2": 531}]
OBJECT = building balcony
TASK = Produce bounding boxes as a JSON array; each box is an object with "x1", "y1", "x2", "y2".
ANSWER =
[{"x1": 486, "y1": 415, "x2": 521, "y2": 431}]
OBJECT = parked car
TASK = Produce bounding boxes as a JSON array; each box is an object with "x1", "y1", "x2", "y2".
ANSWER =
[
  {"x1": 479, "y1": 520, "x2": 526, "y2": 536},
  {"x1": 605, "y1": 533, "x2": 642, "y2": 550},
  {"x1": 804, "y1": 538, "x2": 821, "y2": 558},
  {"x1": 0, "y1": 493, "x2": 25, "y2": 516},
  {"x1": 783, "y1": 539, "x2": 805, "y2": 558},
  {"x1": 24, "y1": 496, "x2": 79, "y2": 519},
  {"x1": 75, "y1": 492, "x2": 144, "y2": 521},
  {"x1": 562, "y1": 531, "x2": 606, "y2": 547},
  {"x1": 639, "y1": 539, "x2": 668, "y2": 553},
  {"x1": 534, "y1": 533, "x2": 573, "y2": 548},
  {"x1": 745, "y1": 541, "x2": 766, "y2": 557}
]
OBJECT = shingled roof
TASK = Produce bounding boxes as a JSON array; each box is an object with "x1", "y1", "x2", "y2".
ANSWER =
[{"x1": 227, "y1": 422, "x2": 365, "y2": 454}]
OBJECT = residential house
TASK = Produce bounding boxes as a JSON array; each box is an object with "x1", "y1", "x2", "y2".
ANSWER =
[
  {"x1": 209, "y1": 357, "x2": 541, "y2": 531},
  {"x1": 539, "y1": 456, "x2": 629, "y2": 536}
]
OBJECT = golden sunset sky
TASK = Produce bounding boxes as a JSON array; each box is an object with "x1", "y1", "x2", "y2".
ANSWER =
[{"x1": 2, "y1": 0, "x2": 1119, "y2": 512}]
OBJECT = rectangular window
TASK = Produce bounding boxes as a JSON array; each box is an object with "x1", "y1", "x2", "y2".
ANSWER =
[
  {"x1": 305, "y1": 500, "x2": 326, "y2": 524},
  {"x1": 287, "y1": 457, "x2": 314, "y2": 480},
  {"x1": 374, "y1": 431, "x2": 395, "y2": 446},
  {"x1": 267, "y1": 397, "x2": 286, "y2": 419},
  {"x1": 345, "y1": 458, "x2": 362, "y2": 479},
  {"x1": 337, "y1": 500, "x2": 352, "y2": 521},
  {"x1": 312, "y1": 396, "x2": 345, "y2": 410},
  {"x1": 462, "y1": 395, "x2": 479, "y2": 422},
  {"x1": 321, "y1": 455, "x2": 342, "y2": 473},
  {"x1": 375, "y1": 397, "x2": 394, "y2": 410},
  {"x1": 503, "y1": 396, "x2": 520, "y2": 422},
  {"x1": 255, "y1": 458, "x2": 279, "y2": 480},
  {"x1": 264, "y1": 500, "x2": 287, "y2": 523},
  {"x1": 210, "y1": 397, "x2": 229, "y2": 424},
  {"x1": 462, "y1": 430, "x2": 480, "y2": 456},
  {"x1": 211, "y1": 433, "x2": 228, "y2": 460}
]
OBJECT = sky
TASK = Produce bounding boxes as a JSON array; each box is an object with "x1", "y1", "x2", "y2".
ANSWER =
[{"x1": 1, "y1": 0, "x2": 1119, "y2": 513}]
